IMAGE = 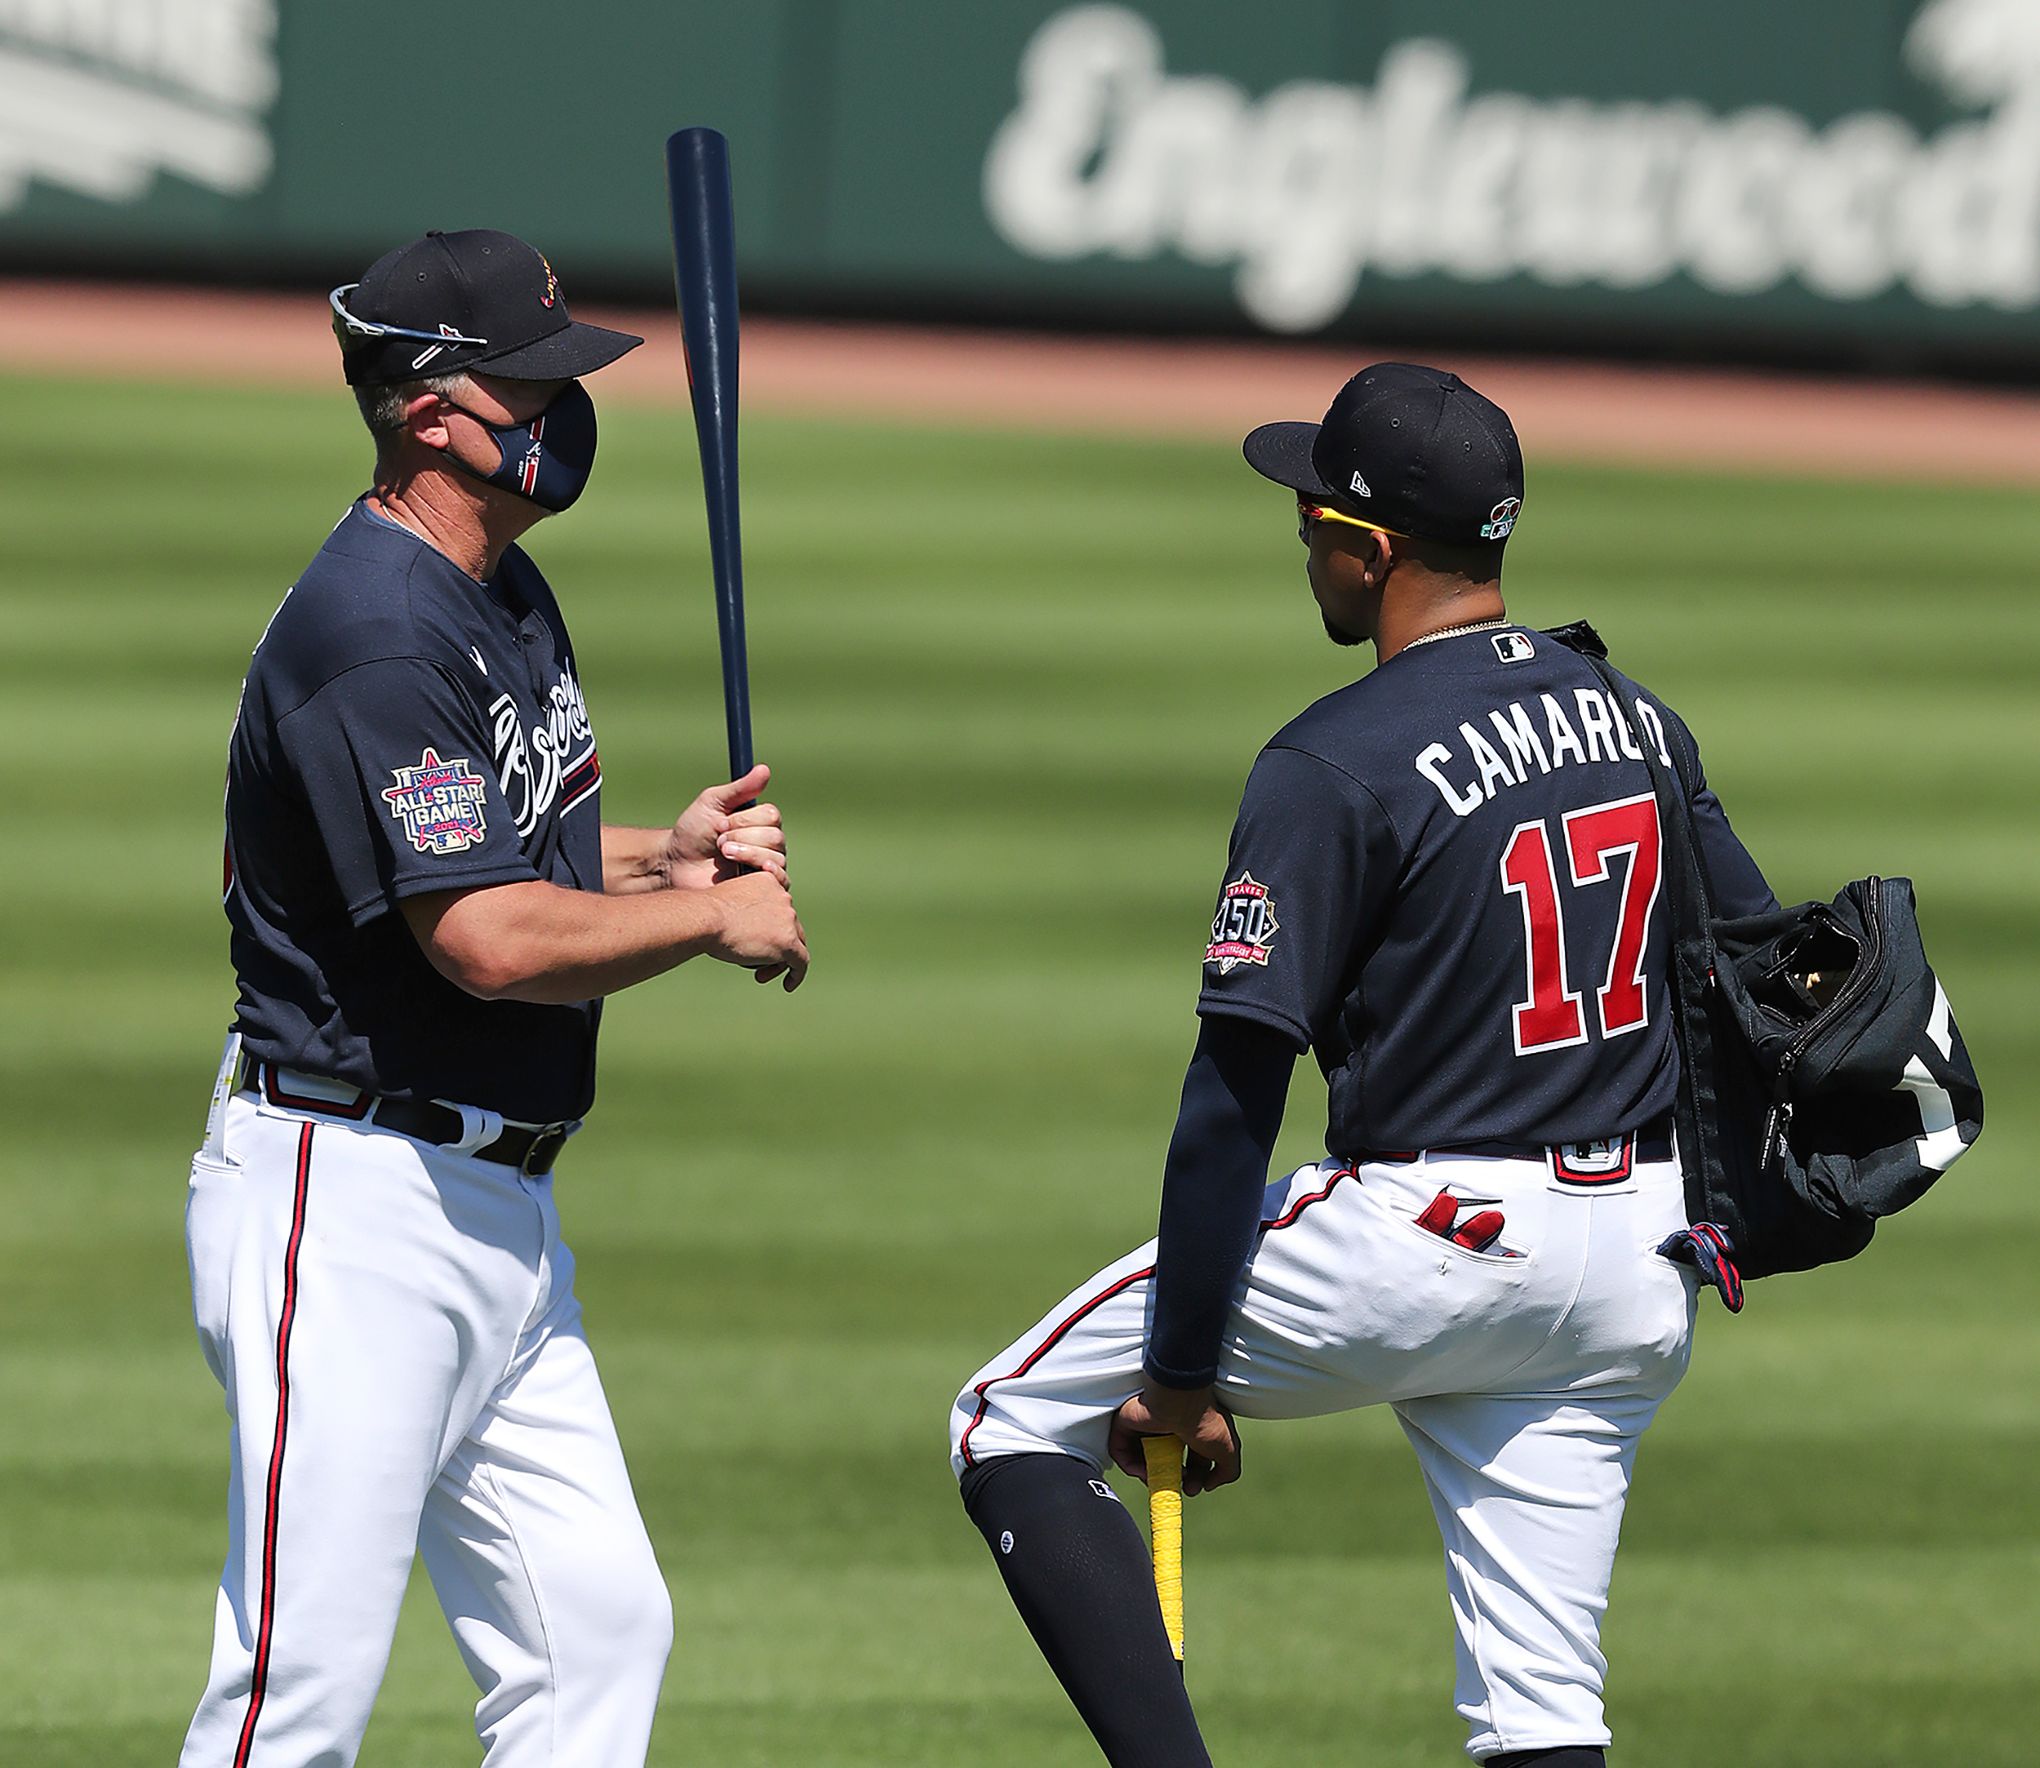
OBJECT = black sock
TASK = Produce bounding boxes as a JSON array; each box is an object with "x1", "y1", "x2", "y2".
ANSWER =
[
  {"x1": 960, "y1": 1453, "x2": 1213, "y2": 1767},
  {"x1": 1486, "y1": 1751, "x2": 1607, "y2": 1766}
]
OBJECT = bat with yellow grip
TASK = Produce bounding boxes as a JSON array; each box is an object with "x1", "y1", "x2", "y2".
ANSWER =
[{"x1": 1143, "y1": 1435, "x2": 1186, "y2": 1667}]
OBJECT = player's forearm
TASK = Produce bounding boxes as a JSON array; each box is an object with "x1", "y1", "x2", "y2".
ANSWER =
[
  {"x1": 600, "y1": 823, "x2": 671, "y2": 894},
  {"x1": 1144, "y1": 1016, "x2": 1297, "y2": 1390},
  {"x1": 410, "y1": 877, "x2": 728, "y2": 1004}
]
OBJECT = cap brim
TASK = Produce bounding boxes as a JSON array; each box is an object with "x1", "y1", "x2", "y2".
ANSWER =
[
  {"x1": 1241, "y1": 421, "x2": 1331, "y2": 497},
  {"x1": 473, "y1": 320, "x2": 644, "y2": 380}
]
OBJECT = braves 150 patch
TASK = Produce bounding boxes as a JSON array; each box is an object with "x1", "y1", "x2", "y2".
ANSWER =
[{"x1": 1206, "y1": 871, "x2": 1280, "y2": 973}]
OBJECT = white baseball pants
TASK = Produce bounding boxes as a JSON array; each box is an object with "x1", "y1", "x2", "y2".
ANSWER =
[
  {"x1": 950, "y1": 1149, "x2": 1699, "y2": 1761},
  {"x1": 179, "y1": 1046, "x2": 671, "y2": 1767}
]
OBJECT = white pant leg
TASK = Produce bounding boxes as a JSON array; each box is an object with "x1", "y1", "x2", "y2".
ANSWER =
[
  {"x1": 419, "y1": 1200, "x2": 673, "y2": 1767},
  {"x1": 952, "y1": 1240, "x2": 1161, "y2": 1475},
  {"x1": 180, "y1": 1092, "x2": 546, "y2": 1768},
  {"x1": 1396, "y1": 1388, "x2": 1650, "y2": 1760},
  {"x1": 950, "y1": 1157, "x2": 1590, "y2": 1473},
  {"x1": 1395, "y1": 1161, "x2": 1697, "y2": 1761},
  {"x1": 949, "y1": 1152, "x2": 1697, "y2": 1761}
]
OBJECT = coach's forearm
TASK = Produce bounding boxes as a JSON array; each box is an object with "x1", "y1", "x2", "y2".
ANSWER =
[
  {"x1": 601, "y1": 823, "x2": 671, "y2": 895},
  {"x1": 1144, "y1": 1015, "x2": 1297, "y2": 1390},
  {"x1": 404, "y1": 877, "x2": 728, "y2": 1003}
]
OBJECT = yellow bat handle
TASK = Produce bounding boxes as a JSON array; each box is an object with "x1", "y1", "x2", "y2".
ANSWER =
[{"x1": 1143, "y1": 1435, "x2": 1186, "y2": 1664}]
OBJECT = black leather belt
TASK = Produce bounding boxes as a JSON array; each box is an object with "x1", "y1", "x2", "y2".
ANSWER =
[
  {"x1": 367, "y1": 1097, "x2": 573, "y2": 1178},
  {"x1": 238, "y1": 1057, "x2": 575, "y2": 1177},
  {"x1": 1350, "y1": 1115, "x2": 1675, "y2": 1169}
]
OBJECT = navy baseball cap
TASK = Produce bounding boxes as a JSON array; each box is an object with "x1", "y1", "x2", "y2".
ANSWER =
[
  {"x1": 331, "y1": 228, "x2": 642, "y2": 387},
  {"x1": 1243, "y1": 363, "x2": 1525, "y2": 546}
]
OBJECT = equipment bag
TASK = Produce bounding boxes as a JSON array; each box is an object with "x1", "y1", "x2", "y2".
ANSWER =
[{"x1": 1546, "y1": 622, "x2": 1984, "y2": 1298}]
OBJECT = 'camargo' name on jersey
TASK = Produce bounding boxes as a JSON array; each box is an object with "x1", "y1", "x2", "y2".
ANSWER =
[{"x1": 1416, "y1": 686, "x2": 1672, "y2": 818}]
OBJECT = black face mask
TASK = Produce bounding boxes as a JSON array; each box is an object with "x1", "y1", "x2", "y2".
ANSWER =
[{"x1": 441, "y1": 378, "x2": 599, "y2": 512}]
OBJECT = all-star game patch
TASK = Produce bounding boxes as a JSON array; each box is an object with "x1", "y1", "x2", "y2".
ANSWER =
[
  {"x1": 1206, "y1": 871, "x2": 1280, "y2": 973},
  {"x1": 382, "y1": 747, "x2": 490, "y2": 854}
]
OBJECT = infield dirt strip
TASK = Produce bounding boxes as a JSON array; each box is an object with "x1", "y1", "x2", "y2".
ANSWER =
[{"x1": 7, "y1": 278, "x2": 2040, "y2": 487}]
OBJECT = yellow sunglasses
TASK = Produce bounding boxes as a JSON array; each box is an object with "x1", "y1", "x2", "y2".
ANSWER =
[{"x1": 1296, "y1": 494, "x2": 1407, "y2": 545}]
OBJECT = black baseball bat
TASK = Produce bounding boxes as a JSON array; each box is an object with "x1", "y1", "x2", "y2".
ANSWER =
[{"x1": 664, "y1": 126, "x2": 753, "y2": 780}]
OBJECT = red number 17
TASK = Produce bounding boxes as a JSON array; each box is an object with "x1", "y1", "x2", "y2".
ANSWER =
[{"x1": 1498, "y1": 793, "x2": 1663, "y2": 1056}]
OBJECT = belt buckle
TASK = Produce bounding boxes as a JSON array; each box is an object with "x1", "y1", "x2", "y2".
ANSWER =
[
  {"x1": 1551, "y1": 1131, "x2": 1636, "y2": 1188},
  {"x1": 520, "y1": 1124, "x2": 570, "y2": 1178}
]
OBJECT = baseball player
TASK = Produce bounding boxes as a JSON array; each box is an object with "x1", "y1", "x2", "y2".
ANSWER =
[
  {"x1": 948, "y1": 365, "x2": 1777, "y2": 1766},
  {"x1": 183, "y1": 229, "x2": 808, "y2": 1766}
]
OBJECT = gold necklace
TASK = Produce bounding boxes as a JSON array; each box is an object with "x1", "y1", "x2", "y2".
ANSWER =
[{"x1": 1399, "y1": 617, "x2": 1510, "y2": 653}]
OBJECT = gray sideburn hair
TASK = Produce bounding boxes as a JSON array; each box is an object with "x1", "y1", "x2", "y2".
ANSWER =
[{"x1": 354, "y1": 372, "x2": 475, "y2": 468}]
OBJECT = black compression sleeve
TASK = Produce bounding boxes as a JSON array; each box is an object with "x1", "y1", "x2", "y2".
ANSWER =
[
  {"x1": 959, "y1": 1454, "x2": 1213, "y2": 1766},
  {"x1": 1143, "y1": 1014, "x2": 1298, "y2": 1389}
]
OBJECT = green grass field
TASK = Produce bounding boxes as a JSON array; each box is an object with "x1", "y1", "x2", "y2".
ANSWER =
[{"x1": 2, "y1": 368, "x2": 2035, "y2": 1765}]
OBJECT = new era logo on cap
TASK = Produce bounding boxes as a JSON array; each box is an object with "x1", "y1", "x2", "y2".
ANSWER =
[{"x1": 1350, "y1": 470, "x2": 1372, "y2": 498}]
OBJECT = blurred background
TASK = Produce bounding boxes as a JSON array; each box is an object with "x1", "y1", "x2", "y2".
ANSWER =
[{"x1": 3, "y1": 3, "x2": 2036, "y2": 1764}]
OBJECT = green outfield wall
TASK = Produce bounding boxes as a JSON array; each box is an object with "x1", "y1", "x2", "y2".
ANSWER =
[{"x1": 5, "y1": 0, "x2": 2038, "y2": 368}]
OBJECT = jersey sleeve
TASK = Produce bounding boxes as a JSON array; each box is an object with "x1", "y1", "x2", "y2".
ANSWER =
[
  {"x1": 1196, "y1": 744, "x2": 1400, "y2": 1048},
  {"x1": 278, "y1": 656, "x2": 537, "y2": 926},
  {"x1": 1692, "y1": 780, "x2": 1778, "y2": 919},
  {"x1": 1664, "y1": 709, "x2": 1779, "y2": 919}
]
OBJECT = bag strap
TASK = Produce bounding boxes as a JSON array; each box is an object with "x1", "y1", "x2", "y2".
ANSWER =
[
  {"x1": 1542, "y1": 620, "x2": 1735, "y2": 1240},
  {"x1": 1541, "y1": 621, "x2": 1716, "y2": 939}
]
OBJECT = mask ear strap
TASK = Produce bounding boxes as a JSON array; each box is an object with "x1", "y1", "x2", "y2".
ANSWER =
[{"x1": 431, "y1": 399, "x2": 509, "y2": 481}]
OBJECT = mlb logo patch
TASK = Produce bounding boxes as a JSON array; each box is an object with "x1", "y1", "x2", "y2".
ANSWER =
[
  {"x1": 1493, "y1": 631, "x2": 1535, "y2": 663},
  {"x1": 382, "y1": 747, "x2": 490, "y2": 854}
]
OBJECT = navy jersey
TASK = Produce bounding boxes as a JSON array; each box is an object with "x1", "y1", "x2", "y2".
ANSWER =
[
  {"x1": 1197, "y1": 624, "x2": 1775, "y2": 1154},
  {"x1": 224, "y1": 502, "x2": 606, "y2": 1122}
]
